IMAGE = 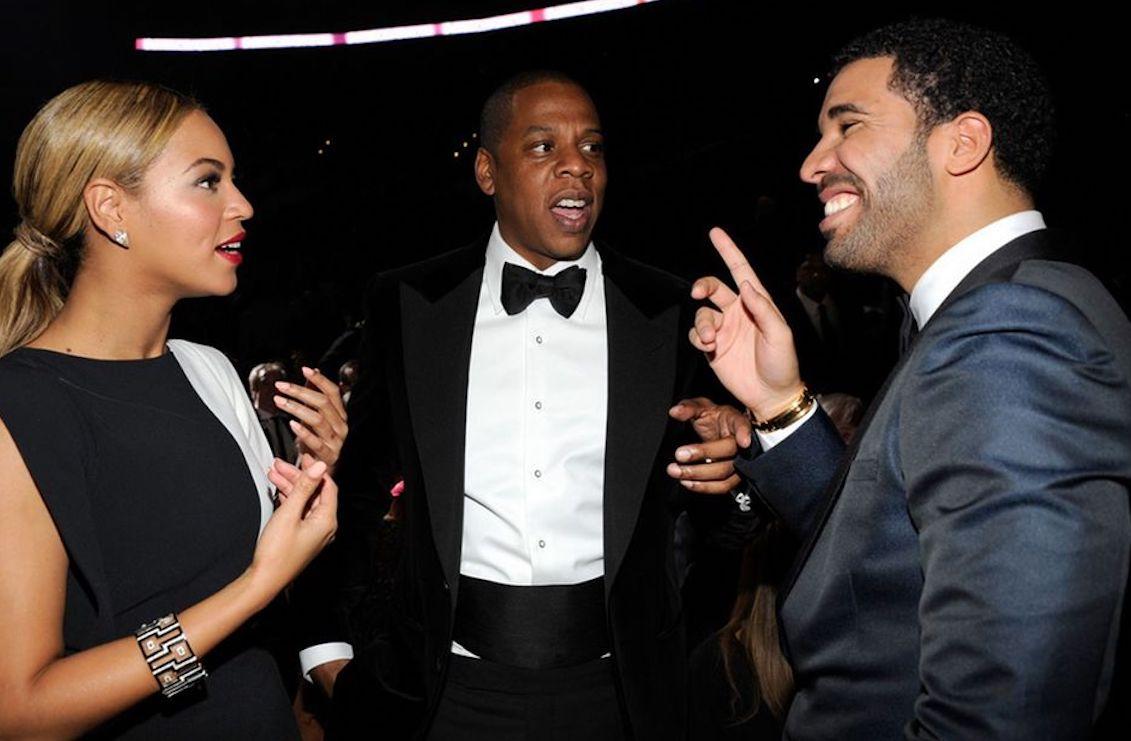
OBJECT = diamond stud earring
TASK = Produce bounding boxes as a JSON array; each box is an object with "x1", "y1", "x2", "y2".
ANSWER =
[{"x1": 112, "y1": 230, "x2": 129, "y2": 248}]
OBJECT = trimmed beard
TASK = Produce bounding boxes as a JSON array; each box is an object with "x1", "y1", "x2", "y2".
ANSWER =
[{"x1": 823, "y1": 132, "x2": 934, "y2": 277}]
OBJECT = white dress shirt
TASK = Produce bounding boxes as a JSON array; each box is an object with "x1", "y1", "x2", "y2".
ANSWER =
[
  {"x1": 908, "y1": 210, "x2": 1045, "y2": 326},
  {"x1": 301, "y1": 224, "x2": 608, "y2": 676},
  {"x1": 757, "y1": 210, "x2": 1046, "y2": 452},
  {"x1": 462, "y1": 224, "x2": 608, "y2": 586}
]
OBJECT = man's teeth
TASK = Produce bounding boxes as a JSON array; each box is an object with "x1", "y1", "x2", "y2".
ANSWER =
[
  {"x1": 555, "y1": 198, "x2": 586, "y2": 208},
  {"x1": 824, "y1": 193, "x2": 859, "y2": 217}
]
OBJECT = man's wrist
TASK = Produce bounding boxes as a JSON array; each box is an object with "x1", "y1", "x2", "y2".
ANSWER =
[{"x1": 749, "y1": 384, "x2": 812, "y2": 430}]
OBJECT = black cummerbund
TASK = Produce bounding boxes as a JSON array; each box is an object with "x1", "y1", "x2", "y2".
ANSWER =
[{"x1": 453, "y1": 575, "x2": 609, "y2": 669}]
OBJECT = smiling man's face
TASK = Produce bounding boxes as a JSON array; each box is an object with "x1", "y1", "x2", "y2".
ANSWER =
[
  {"x1": 475, "y1": 80, "x2": 607, "y2": 270},
  {"x1": 799, "y1": 56, "x2": 934, "y2": 277}
]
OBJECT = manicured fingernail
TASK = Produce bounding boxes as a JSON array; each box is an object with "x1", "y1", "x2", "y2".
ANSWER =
[
  {"x1": 308, "y1": 461, "x2": 327, "y2": 477},
  {"x1": 666, "y1": 463, "x2": 682, "y2": 478},
  {"x1": 675, "y1": 448, "x2": 692, "y2": 462},
  {"x1": 302, "y1": 366, "x2": 315, "y2": 377},
  {"x1": 680, "y1": 480, "x2": 694, "y2": 489},
  {"x1": 275, "y1": 381, "x2": 290, "y2": 390},
  {"x1": 288, "y1": 419, "x2": 301, "y2": 431},
  {"x1": 273, "y1": 395, "x2": 288, "y2": 407}
]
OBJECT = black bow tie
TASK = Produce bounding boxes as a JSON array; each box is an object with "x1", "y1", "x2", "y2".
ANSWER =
[{"x1": 500, "y1": 263, "x2": 587, "y2": 318}]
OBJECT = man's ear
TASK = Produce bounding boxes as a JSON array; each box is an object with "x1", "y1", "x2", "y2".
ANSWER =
[
  {"x1": 943, "y1": 112, "x2": 993, "y2": 177},
  {"x1": 83, "y1": 177, "x2": 128, "y2": 241},
  {"x1": 475, "y1": 147, "x2": 496, "y2": 196}
]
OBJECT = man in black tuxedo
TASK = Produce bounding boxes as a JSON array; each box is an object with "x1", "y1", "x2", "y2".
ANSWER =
[
  {"x1": 294, "y1": 71, "x2": 749, "y2": 740},
  {"x1": 692, "y1": 19, "x2": 1131, "y2": 739}
]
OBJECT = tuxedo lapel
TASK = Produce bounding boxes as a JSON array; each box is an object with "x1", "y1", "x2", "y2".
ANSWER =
[
  {"x1": 779, "y1": 229, "x2": 1062, "y2": 604},
  {"x1": 601, "y1": 253, "x2": 680, "y2": 595},
  {"x1": 400, "y1": 245, "x2": 485, "y2": 604}
]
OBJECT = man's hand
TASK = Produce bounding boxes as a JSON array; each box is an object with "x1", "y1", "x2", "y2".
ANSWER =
[
  {"x1": 310, "y1": 659, "x2": 350, "y2": 699},
  {"x1": 690, "y1": 228, "x2": 804, "y2": 419},
  {"x1": 666, "y1": 397, "x2": 751, "y2": 494}
]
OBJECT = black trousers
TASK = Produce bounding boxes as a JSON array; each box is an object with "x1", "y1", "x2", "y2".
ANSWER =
[{"x1": 426, "y1": 655, "x2": 628, "y2": 741}]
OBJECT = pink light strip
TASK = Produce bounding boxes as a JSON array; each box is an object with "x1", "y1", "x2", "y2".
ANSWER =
[{"x1": 136, "y1": 0, "x2": 657, "y2": 52}]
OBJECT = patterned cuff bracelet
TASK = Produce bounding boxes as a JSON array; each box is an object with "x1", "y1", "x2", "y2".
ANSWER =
[{"x1": 135, "y1": 613, "x2": 207, "y2": 698}]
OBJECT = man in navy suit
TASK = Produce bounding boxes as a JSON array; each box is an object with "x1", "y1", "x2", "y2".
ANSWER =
[{"x1": 692, "y1": 19, "x2": 1131, "y2": 739}]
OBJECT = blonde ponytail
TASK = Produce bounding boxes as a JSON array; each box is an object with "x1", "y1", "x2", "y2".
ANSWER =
[{"x1": 0, "y1": 223, "x2": 69, "y2": 355}]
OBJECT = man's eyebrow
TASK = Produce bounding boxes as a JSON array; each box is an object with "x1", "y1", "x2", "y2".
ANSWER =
[
  {"x1": 826, "y1": 103, "x2": 867, "y2": 119},
  {"x1": 182, "y1": 157, "x2": 226, "y2": 174},
  {"x1": 520, "y1": 125, "x2": 604, "y2": 136}
]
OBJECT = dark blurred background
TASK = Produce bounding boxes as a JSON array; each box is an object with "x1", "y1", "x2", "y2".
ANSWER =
[{"x1": 2, "y1": 0, "x2": 1127, "y2": 377}]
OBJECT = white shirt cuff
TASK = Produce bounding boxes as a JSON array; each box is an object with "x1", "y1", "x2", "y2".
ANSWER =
[
  {"x1": 755, "y1": 405, "x2": 818, "y2": 451},
  {"x1": 299, "y1": 642, "x2": 354, "y2": 682}
]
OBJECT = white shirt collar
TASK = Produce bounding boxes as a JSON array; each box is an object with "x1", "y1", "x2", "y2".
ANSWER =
[
  {"x1": 909, "y1": 210, "x2": 1046, "y2": 326},
  {"x1": 482, "y1": 222, "x2": 602, "y2": 319}
]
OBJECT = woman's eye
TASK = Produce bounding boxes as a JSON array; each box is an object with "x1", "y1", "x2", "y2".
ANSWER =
[{"x1": 196, "y1": 173, "x2": 221, "y2": 191}]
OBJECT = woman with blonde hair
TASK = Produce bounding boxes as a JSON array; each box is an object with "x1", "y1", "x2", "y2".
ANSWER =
[
  {"x1": 688, "y1": 520, "x2": 795, "y2": 739},
  {"x1": 0, "y1": 81, "x2": 347, "y2": 738}
]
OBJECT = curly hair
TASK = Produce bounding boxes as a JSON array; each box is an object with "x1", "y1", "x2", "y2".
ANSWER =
[{"x1": 833, "y1": 18, "x2": 1054, "y2": 195}]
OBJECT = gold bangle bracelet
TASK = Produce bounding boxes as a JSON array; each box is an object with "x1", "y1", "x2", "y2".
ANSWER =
[{"x1": 750, "y1": 386, "x2": 816, "y2": 432}]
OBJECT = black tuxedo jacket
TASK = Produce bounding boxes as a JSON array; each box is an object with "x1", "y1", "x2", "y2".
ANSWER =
[
  {"x1": 295, "y1": 239, "x2": 733, "y2": 739},
  {"x1": 736, "y1": 230, "x2": 1131, "y2": 739}
]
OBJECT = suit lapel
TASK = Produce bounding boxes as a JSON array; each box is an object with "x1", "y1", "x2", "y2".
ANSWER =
[
  {"x1": 400, "y1": 245, "x2": 485, "y2": 602},
  {"x1": 780, "y1": 228, "x2": 1061, "y2": 603},
  {"x1": 601, "y1": 251, "x2": 680, "y2": 595}
]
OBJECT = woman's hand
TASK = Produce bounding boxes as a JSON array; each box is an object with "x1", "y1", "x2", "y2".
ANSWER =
[
  {"x1": 272, "y1": 366, "x2": 349, "y2": 472},
  {"x1": 252, "y1": 456, "x2": 338, "y2": 597}
]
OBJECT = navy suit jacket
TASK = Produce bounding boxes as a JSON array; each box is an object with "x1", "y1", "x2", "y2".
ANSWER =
[{"x1": 736, "y1": 229, "x2": 1131, "y2": 739}]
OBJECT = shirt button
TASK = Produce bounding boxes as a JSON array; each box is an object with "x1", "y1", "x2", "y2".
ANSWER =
[
  {"x1": 538, "y1": 540, "x2": 546, "y2": 548},
  {"x1": 535, "y1": 335, "x2": 544, "y2": 344},
  {"x1": 533, "y1": 469, "x2": 542, "y2": 479},
  {"x1": 534, "y1": 401, "x2": 543, "y2": 410}
]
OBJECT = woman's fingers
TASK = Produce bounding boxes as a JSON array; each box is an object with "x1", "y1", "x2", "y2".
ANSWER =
[
  {"x1": 279, "y1": 460, "x2": 326, "y2": 514},
  {"x1": 299, "y1": 366, "x2": 348, "y2": 422},
  {"x1": 289, "y1": 419, "x2": 327, "y2": 453},
  {"x1": 273, "y1": 387, "x2": 347, "y2": 439}
]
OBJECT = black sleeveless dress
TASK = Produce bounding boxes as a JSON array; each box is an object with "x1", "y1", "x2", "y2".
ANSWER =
[{"x1": 0, "y1": 347, "x2": 298, "y2": 739}]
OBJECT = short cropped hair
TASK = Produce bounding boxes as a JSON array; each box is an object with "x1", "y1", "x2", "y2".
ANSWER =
[
  {"x1": 833, "y1": 18, "x2": 1054, "y2": 194},
  {"x1": 478, "y1": 70, "x2": 587, "y2": 154}
]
